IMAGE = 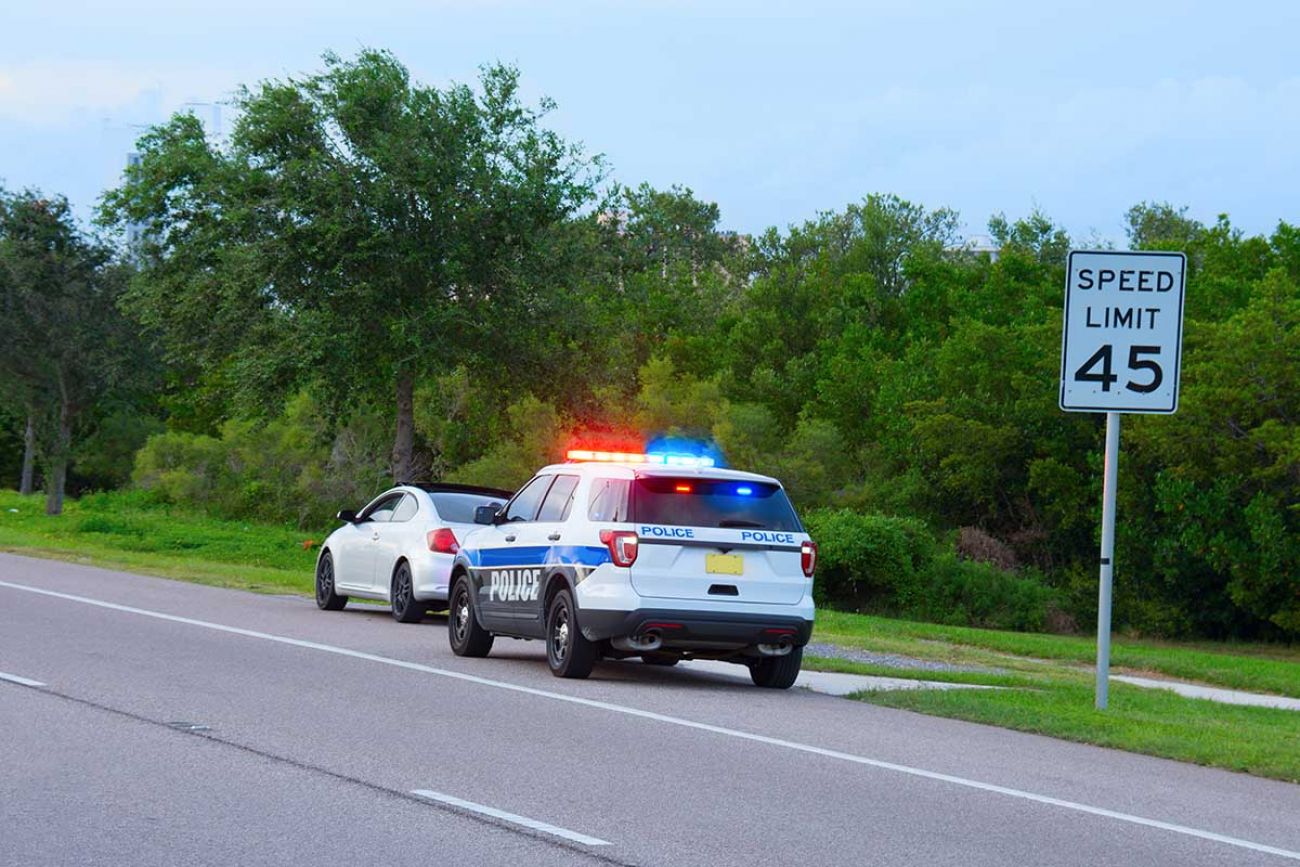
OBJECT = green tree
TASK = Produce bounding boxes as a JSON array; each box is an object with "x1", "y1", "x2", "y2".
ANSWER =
[
  {"x1": 1124, "y1": 201, "x2": 1204, "y2": 250},
  {"x1": 0, "y1": 191, "x2": 144, "y2": 513},
  {"x1": 101, "y1": 50, "x2": 601, "y2": 483},
  {"x1": 1125, "y1": 270, "x2": 1300, "y2": 635}
]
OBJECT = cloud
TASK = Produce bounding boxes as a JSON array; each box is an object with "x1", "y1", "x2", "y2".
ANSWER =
[
  {"x1": 0, "y1": 60, "x2": 234, "y2": 127},
  {"x1": 723, "y1": 75, "x2": 1300, "y2": 237}
]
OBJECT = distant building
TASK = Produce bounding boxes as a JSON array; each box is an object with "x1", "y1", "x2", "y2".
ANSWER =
[
  {"x1": 124, "y1": 152, "x2": 148, "y2": 261},
  {"x1": 948, "y1": 234, "x2": 1001, "y2": 262}
]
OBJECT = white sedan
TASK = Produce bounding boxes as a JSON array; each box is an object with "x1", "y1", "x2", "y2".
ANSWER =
[{"x1": 315, "y1": 483, "x2": 513, "y2": 622}]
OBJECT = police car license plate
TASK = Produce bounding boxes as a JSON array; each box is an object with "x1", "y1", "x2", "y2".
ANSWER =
[{"x1": 705, "y1": 553, "x2": 743, "y2": 575}]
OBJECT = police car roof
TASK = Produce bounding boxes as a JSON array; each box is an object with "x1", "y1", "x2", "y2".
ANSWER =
[{"x1": 543, "y1": 462, "x2": 781, "y2": 485}]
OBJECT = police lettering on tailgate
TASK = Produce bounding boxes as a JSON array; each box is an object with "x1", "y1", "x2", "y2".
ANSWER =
[
  {"x1": 639, "y1": 525, "x2": 695, "y2": 539},
  {"x1": 487, "y1": 568, "x2": 542, "y2": 602},
  {"x1": 740, "y1": 530, "x2": 796, "y2": 545}
]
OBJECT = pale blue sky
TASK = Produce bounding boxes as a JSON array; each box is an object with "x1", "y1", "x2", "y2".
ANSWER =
[{"x1": 2, "y1": 0, "x2": 1297, "y2": 242}]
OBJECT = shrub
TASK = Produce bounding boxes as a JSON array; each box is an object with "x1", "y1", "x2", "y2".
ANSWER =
[
  {"x1": 803, "y1": 508, "x2": 934, "y2": 612},
  {"x1": 132, "y1": 394, "x2": 388, "y2": 527},
  {"x1": 909, "y1": 554, "x2": 1063, "y2": 632},
  {"x1": 804, "y1": 507, "x2": 1063, "y2": 631},
  {"x1": 955, "y1": 526, "x2": 1018, "y2": 570}
]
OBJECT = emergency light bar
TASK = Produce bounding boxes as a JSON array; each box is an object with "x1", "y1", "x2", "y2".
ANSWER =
[{"x1": 565, "y1": 449, "x2": 716, "y2": 468}]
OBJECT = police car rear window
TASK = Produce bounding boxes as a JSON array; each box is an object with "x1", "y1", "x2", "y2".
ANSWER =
[
  {"x1": 632, "y1": 478, "x2": 802, "y2": 532},
  {"x1": 431, "y1": 492, "x2": 507, "y2": 524}
]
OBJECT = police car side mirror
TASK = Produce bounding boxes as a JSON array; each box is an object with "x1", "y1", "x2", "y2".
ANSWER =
[
  {"x1": 337, "y1": 509, "x2": 358, "y2": 523},
  {"x1": 474, "y1": 505, "x2": 500, "y2": 525}
]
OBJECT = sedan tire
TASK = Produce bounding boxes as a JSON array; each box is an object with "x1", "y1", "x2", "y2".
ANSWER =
[
  {"x1": 315, "y1": 551, "x2": 348, "y2": 611},
  {"x1": 390, "y1": 561, "x2": 423, "y2": 623}
]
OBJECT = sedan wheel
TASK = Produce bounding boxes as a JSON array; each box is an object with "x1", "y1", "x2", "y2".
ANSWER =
[
  {"x1": 390, "y1": 561, "x2": 423, "y2": 623},
  {"x1": 315, "y1": 552, "x2": 348, "y2": 611}
]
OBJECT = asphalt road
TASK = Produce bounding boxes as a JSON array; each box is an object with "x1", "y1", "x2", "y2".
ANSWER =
[{"x1": 1, "y1": 552, "x2": 1297, "y2": 866}]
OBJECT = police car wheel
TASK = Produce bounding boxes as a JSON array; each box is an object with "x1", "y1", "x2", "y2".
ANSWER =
[
  {"x1": 448, "y1": 577, "x2": 494, "y2": 657},
  {"x1": 546, "y1": 589, "x2": 596, "y2": 679},
  {"x1": 390, "y1": 561, "x2": 423, "y2": 623},
  {"x1": 641, "y1": 652, "x2": 679, "y2": 667},
  {"x1": 749, "y1": 646, "x2": 803, "y2": 689},
  {"x1": 315, "y1": 551, "x2": 348, "y2": 611}
]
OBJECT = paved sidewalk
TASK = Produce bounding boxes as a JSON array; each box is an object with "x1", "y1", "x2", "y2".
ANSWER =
[
  {"x1": 687, "y1": 659, "x2": 998, "y2": 697},
  {"x1": 1112, "y1": 675, "x2": 1300, "y2": 711}
]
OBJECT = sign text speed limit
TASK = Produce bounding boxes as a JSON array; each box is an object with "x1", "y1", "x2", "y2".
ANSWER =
[{"x1": 1059, "y1": 250, "x2": 1187, "y2": 413}]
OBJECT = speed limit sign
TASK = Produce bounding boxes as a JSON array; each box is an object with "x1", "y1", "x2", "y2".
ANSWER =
[
  {"x1": 1059, "y1": 249, "x2": 1186, "y2": 711},
  {"x1": 1060, "y1": 250, "x2": 1187, "y2": 413}
]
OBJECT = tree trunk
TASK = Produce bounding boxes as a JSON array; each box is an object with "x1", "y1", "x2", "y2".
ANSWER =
[
  {"x1": 390, "y1": 369, "x2": 415, "y2": 484},
  {"x1": 19, "y1": 411, "x2": 36, "y2": 495},
  {"x1": 44, "y1": 389, "x2": 72, "y2": 516}
]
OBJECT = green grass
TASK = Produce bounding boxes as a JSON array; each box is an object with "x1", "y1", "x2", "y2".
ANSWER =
[
  {"x1": 861, "y1": 675, "x2": 1300, "y2": 783},
  {"x1": 0, "y1": 489, "x2": 324, "y2": 595},
  {"x1": 3, "y1": 488, "x2": 1298, "y2": 782},
  {"x1": 805, "y1": 609, "x2": 1300, "y2": 783}
]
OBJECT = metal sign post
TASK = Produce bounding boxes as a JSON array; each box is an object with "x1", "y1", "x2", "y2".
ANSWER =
[
  {"x1": 1060, "y1": 251, "x2": 1186, "y2": 710},
  {"x1": 1095, "y1": 412, "x2": 1120, "y2": 709}
]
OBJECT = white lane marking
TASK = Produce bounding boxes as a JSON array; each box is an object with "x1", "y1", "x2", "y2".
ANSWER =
[
  {"x1": 412, "y1": 789, "x2": 610, "y2": 846},
  {"x1": 0, "y1": 669, "x2": 46, "y2": 688},
  {"x1": 2, "y1": 578, "x2": 1297, "y2": 863}
]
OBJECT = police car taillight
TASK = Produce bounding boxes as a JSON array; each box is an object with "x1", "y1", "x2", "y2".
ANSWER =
[
  {"x1": 800, "y1": 540, "x2": 817, "y2": 578},
  {"x1": 600, "y1": 529, "x2": 639, "y2": 567},
  {"x1": 428, "y1": 528, "x2": 460, "y2": 554}
]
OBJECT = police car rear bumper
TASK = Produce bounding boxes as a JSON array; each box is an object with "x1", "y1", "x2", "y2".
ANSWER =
[{"x1": 579, "y1": 608, "x2": 814, "y2": 648}]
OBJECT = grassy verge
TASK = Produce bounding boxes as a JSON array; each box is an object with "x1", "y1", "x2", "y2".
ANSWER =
[
  {"x1": 804, "y1": 610, "x2": 1300, "y2": 783},
  {"x1": 0, "y1": 489, "x2": 322, "y2": 595},
  {"x1": 860, "y1": 674, "x2": 1300, "y2": 783}
]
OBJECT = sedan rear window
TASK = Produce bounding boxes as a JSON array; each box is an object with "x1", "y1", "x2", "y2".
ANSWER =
[
  {"x1": 431, "y1": 492, "x2": 507, "y2": 524},
  {"x1": 632, "y1": 477, "x2": 802, "y2": 532}
]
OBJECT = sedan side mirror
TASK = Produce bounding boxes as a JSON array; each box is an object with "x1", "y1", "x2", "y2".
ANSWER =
[
  {"x1": 337, "y1": 509, "x2": 358, "y2": 523},
  {"x1": 474, "y1": 504, "x2": 502, "y2": 525}
]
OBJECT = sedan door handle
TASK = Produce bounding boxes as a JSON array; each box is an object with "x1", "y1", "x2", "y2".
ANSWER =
[
  {"x1": 371, "y1": 532, "x2": 380, "y2": 541},
  {"x1": 504, "y1": 535, "x2": 517, "y2": 543},
  {"x1": 547, "y1": 533, "x2": 561, "y2": 541}
]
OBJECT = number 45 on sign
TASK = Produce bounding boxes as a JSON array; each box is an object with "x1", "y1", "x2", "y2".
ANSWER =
[{"x1": 1059, "y1": 250, "x2": 1186, "y2": 711}]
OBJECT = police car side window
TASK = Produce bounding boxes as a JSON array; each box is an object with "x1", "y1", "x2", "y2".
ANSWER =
[
  {"x1": 537, "y1": 474, "x2": 579, "y2": 522},
  {"x1": 587, "y1": 478, "x2": 630, "y2": 523},
  {"x1": 504, "y1": 475, "x2": 552, "y2": 523}
]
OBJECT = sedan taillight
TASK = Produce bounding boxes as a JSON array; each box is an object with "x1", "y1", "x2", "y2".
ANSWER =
[
  {"x1": 801, "y1": 540, "x2": 817, "y2": 578},
  {"x1": 599, "y1": 530, "x2": 639, "y2": 567},
  {"x1": 428, "y1": 528, "x2": 460, "y2": 554}
]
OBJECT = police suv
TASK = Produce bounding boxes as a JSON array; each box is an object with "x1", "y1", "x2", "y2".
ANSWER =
[{"x1": 447, "y1": 450, "x2": 817, "y2": 688}]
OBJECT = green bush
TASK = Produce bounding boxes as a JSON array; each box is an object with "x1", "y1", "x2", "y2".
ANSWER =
[
  {"x1": 803, "y1": 508, "x2": 934, "y2": 612},
  {"x1": 803, "y1": 507, "x2": 1062, "y2": 631},
  {"x1": 911, "y1": 554, "x2": 1062, "y2": 632},
  {"x1": 132, "y1": 394, "x2": 389, "y2": 527}
]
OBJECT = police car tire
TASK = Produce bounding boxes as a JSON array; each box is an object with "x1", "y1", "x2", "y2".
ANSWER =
[
  {"x1": 390, "y1": 561, "x2": 423, "y2": 623},
  {"x1": 315, "y1": 551, "x2": 348, "y2": 611},
  {"x1": 449, "y1": 576, "x2": 494, "y2": 657},
  {"x1": 641, "y1": 652, "x2": 679, "y2": 667},
  {"x1": 546, "y1": 589, "x2": 596, "y2": 679},
  {"x1": 749, "y1": 646, "x2": 803, "y2": 689}
]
